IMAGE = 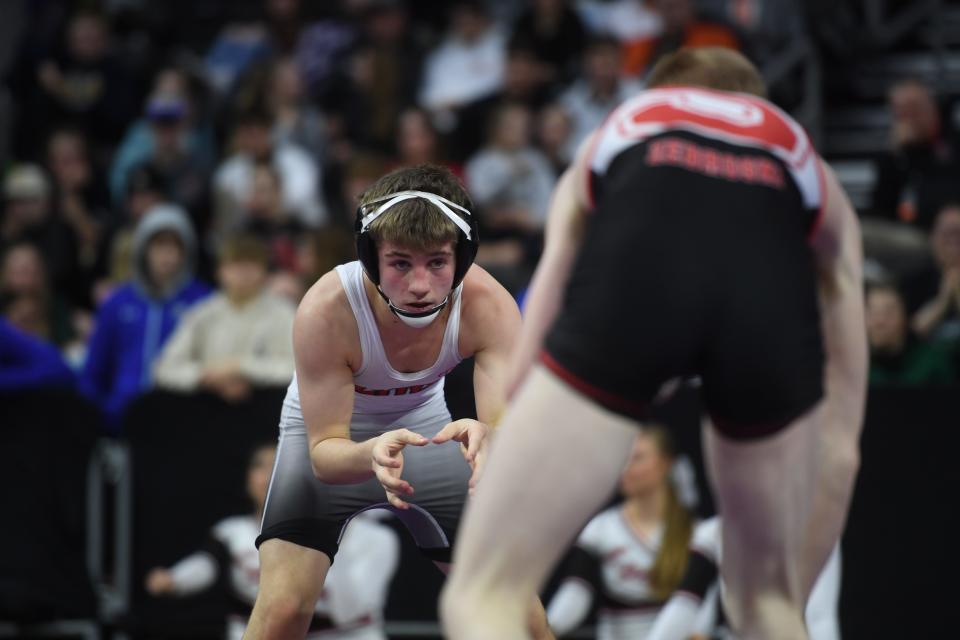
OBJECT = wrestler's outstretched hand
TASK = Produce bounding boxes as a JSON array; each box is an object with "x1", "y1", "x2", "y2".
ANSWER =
[
  {"x1": 371, "y1": 428, "x2": 428, "y2": 509},
  {"x1": 432, "y1": 418, "x2": 491, "y2": 494}
]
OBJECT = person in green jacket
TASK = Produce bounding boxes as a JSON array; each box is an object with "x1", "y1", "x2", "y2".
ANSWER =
[{"x1": 867, "y1": 283, "x2": 955, "y2": 385}]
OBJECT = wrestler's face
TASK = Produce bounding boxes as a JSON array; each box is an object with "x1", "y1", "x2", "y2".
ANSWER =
[
  {"x1": 247, "y1": 445, "x2": 277, "y2": 511},
  {"x1": 377, "y1": 241, "x2": 456, "y2": 313},
  {"x1": 619, "y1": 433, "x2": 670, "y2": 498}
]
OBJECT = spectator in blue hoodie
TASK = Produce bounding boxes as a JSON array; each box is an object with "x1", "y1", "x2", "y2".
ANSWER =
[
  {"x1": 0, "y1": 318, "x2": 75, "y2": 392},
  {"x1": 80, "y1": 203, "x2": 211, "y2": 432}
]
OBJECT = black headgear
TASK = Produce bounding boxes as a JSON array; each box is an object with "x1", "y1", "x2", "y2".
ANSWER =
[{"x1": 355, "y1": 190, "x2": 479, "y2": 289}]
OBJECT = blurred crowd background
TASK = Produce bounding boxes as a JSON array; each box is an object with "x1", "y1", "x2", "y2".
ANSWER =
[
  {"x1": 1, "y1": 0, "x2": 959, "y2": 639},
  {"x1": 3, "y1": 0, "x2": 960, "y2": 400}
]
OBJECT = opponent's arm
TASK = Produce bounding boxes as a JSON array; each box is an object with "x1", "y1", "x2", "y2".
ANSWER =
[
  {"x1": 810, "y1": 161, "x2": 869, "y2": 433},
  {"x1": 506, "y1": 134, "x2": 594, "y2": 397}
]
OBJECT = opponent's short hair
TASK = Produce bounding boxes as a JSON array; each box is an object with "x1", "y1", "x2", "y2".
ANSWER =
[{"x1": 645, "y1": 47, "x2": 767, "y2": 98}]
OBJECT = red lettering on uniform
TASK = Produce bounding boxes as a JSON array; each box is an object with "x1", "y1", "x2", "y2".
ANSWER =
[
  {"x1": 646, "y1": 140, "x2": 667, "y2": 165},
  {"x1": 758, "y1": 159, "x2": 785, "y2": 187},
  {"x1": 354, "y1": 378, "x2": 441, "y2": 396},
  {"x1": 643, "y1": 136, "x2": 786, "y2": 189},
  {"x1": 684, "y1": 142, "x2": 698, "y2": 168},
  {"x1": 702, "y1": 149, "x2": 720, "y2": 176},
  {"x1": 723, "y1": 155, "x2": 738, "y2": 181}
]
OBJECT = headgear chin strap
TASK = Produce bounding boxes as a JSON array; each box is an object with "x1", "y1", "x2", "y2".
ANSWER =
[
  {"x1": 376, "y1": 286, "x2": 450, "y2": 328},
  {"x1": 356, "y1": 189, "x2": 479, "y2": 329}
]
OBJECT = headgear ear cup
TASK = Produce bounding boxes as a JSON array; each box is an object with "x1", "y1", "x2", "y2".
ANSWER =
[
  {"x1": 453, "y1": 225, "x2": 479, "y2": 287},
  {"x1": 354, "y1": 211, "x2": 380, "y2": 284}
]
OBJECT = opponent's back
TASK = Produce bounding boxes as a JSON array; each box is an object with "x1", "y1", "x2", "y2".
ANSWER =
[
  {"x1": 567, "y1": 86, "x2": 825, "y2": 335},
  {"x1": 587, "y1": 86, "x2": 823, "y2": 222}
]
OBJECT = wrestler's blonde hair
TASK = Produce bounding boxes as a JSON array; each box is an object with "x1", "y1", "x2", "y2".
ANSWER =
[{"x1": 646, "y1": 47, "x2": 767, "y2": 98}]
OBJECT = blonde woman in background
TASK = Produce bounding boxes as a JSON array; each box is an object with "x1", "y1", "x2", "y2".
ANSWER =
[{"x1": 547, "y1": 425, "x2": 699, "y2": 639}]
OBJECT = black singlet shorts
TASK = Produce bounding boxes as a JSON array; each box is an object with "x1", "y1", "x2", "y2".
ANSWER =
[{"x1": 544, "y1": 131, "x2": 825, "y2": 439}]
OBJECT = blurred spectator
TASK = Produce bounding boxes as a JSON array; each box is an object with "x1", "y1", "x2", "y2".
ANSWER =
[
  {"x1": 558, "y1": 35, "x2": 643, "y2": 153},
  {"x1": 204, "y1": 22, "x2": 273, "y2": 98},
  {"x1": 266, "y1": 269, "x2": 309, "y2": 307},
  {"x1": 80, "y1": 203, "x2": 211, "y2": 432},
  {"x1": 324, "y1": 0, "x2": 424, "y2": 154},
  {"x1": 0, "y1": 242, "x2": 77, "y2": 349},
  {"x1": 93, "y1": 164, "x2": 167, "y2": 304},
  {"x1": 391, "y1": 107, "x2": 463, "y2": 178},
  {"x1": 153, "y1": 234, "x2": 296, "y2": 402},
  {"x1": 17, "y1": 10, "x2": 136, "y2": 156},
  {"x1": 576, "y1": 0, "x2": 663, "y2": 43},
  {"x1": 214, "y1": 107, "x2": 327, "y2": 242},
  {"x1": 418, "y1": 1, "x2": 507, "y2": 123},
  {"x1": 546, "y1": 426, "x2": 695, "y2": 638},
  {"x1": 869, "y1": 79, "x2": 960, "y2": 230},
  {"x1": 46, "y1": 127, "x2": 112, "y2": 301},
  {"x1": 241, "y1": 162, "x2": 305, "y2": 273},
  {"x1": 0, "y1": 318, "x2": 75, "y2": 392},
  {"x1": 465, "y1": 103, "x2": 555, "y2": 290},
  {"x1": 266, "y1": 56, "x2": 328, "y2": 161},
  {"x1": 46, "y1": 126, "x2": 111, "y2": 222},
  {"x1": 0, "y1": 293, "x2": 50, "y2": 346},
  {"x1": 331, "y1": 151, "x2": 390, "y2": 226},
  {"x1": 451, "y1": 43, "x2": 555, "y2": 161},
  {"x1": 536, "y1": 102, "x2": 576, "y2": 174},
  {"x1": 866, "y1": 284, "x2": 955, "y2": 386},
  {"x1": 205, "y1": 0, "x2": 360, "y2": 101},
  {"x1": 906, "y1": 204, "x2": 960, "y2": 343},
  {"x1": 510, "y1": 0, "x2": 588, "y2": 83},
  {"x1": 698, "y1": 0, "x2": 807, "y2": 67},
  {"x1": 296, "y1": 226, "x2": 357, "y2": 288},
  {"x1": 144, "y1": 444, "x2": 400, "y2": 640},
  {"x1": 1, "y1": 164, "x2": 82, "y2": 304},
  {"x1": 123, "y1": 94, "x2": 213, "y2": 226},
  {"x1": 109, "y1": 67, "x2": 218, "y2": 208},
  {"x1": 622, "y1": 0, "x2": 743, "y2": 78},
  {"x1": 466, "y1": 104, "x2": 556, "y2": 230}
]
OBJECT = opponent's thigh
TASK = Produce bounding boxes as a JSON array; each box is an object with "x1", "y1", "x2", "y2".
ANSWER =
[
  {"x1": 702, "y1": 405, "x2": 822, "y2": 640},
  {"x1": 447, "y1": 366, "x2": 638, "y2": 608}
]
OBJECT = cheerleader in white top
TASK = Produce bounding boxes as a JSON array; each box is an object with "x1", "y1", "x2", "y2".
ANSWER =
[
  {"x1": 547, "y1": 426, "x2": 698, "y2": 639},
  {"x1": 145, "y1": 445, "x2": 399, "y2": 640}
]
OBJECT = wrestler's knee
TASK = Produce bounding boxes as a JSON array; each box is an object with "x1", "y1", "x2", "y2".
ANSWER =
[{"x1": 252, "y1": 588, "x2": 316, "y2": 633}]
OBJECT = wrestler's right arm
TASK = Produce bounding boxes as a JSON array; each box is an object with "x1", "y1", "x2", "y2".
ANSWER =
[
  {"x1": 810, "y1": 161, "x2": 869, "y2": 437},
  {"x1": 506, "y1": 133, "x2": 595, "y2": 398},
  {"x1": 296, "y1": 273, "x2": 428, "y2": 499}
]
